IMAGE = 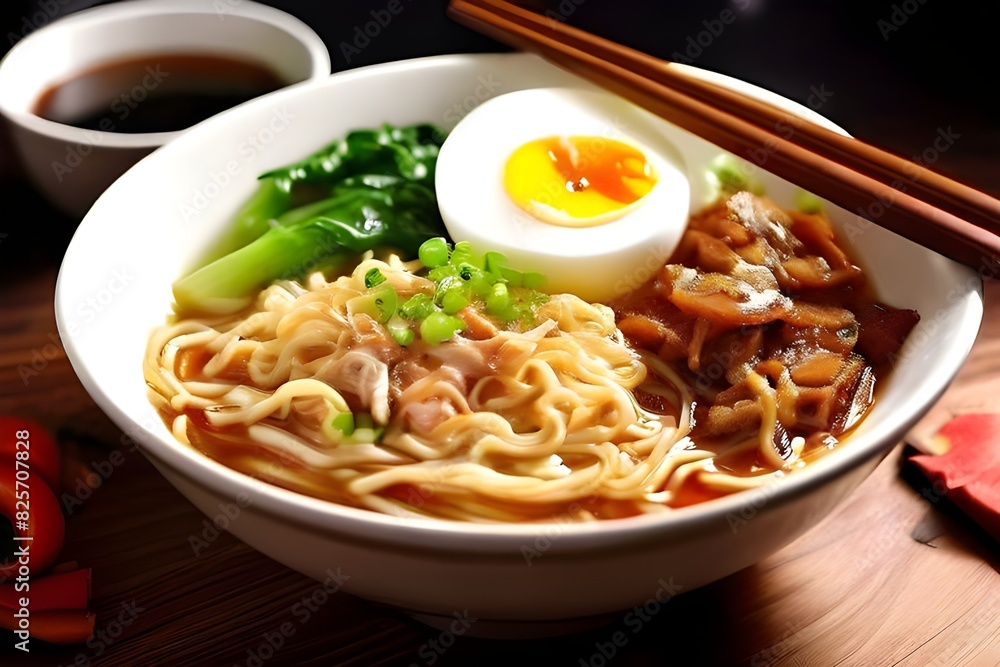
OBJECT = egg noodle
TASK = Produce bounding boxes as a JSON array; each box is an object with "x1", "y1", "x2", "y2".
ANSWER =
[
  {"x1": 145, "y1": 252, "x2": 787, "y2": 522},
  {"x1": 145, "y1": 190, "x2": 920, "y2": 523}
]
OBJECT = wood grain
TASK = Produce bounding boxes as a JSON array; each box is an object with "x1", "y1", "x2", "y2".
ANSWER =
[{"x1": 1, "y1": 238, "x2": 998, "y2": 667}]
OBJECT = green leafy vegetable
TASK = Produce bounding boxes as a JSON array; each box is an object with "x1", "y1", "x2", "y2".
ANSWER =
[
  {"x1": 173, "y1": 123, "x2": 448, "y2": 314},
  {"x1": 197, "y1": 176, "x2": 292, "y2": 267},
  {"x1": 260, "y1": 123, "x2": 444, "y2": 186}
]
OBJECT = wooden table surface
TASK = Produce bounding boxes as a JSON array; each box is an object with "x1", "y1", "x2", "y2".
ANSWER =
[
  {"x1": 1, "y1": 181, "x2": 999, "y2": 667},
  {"x1": 2, "y1": 3, "x2": 999, "y2": 665}
]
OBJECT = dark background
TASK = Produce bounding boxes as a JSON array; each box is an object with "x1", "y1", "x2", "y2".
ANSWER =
[
  {"x1": 0, "y1": 3, "x2": 996, "y2": 664},
  {"x1": 2, "y1": 0, "x2": 998, "y2": 205}
]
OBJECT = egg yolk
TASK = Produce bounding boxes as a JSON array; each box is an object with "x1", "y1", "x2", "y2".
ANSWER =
[{"x1": 503, "y1": 135, "x2": 658, "y2": 227}]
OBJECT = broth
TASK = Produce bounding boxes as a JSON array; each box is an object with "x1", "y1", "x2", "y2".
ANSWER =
[{"x1": 34, "y1": 53, "x2": 288, "y2": 134}]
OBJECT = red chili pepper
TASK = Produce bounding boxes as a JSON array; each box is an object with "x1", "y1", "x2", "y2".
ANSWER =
[
  {"x1": 0, "y1": 608, "x2": 96, "y2": 644},
  {"x1": 0, "y1": 416, "x2": 62, "y2": 493},
  {"x1": 909, "y1": 413, "x2": 1000, "y2": 542},
  {"x1": 0, "y1": 417, "x2": 95, "y2": 645},
  {"x1": 0, "y1": 567, "x2": 91, "y2": 611},
  {"x1": 0, "y1": 465, "x2": 66, "y2": 579}
]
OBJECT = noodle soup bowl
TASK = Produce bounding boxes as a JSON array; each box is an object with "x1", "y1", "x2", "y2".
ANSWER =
[{"x1": 56, "y1": 52, "x2": 983, "y2": 636}]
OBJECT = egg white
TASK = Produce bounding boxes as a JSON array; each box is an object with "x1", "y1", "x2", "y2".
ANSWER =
[{"x1": 435, "y1": 87, "x2": 690, "y2": 303}]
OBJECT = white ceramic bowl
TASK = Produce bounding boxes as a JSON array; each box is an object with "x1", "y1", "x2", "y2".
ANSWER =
[
  {"x1": 55, "y1": 52, "x2": 983, "y2": 637},
  {"x1": 0, "y1": 0, "x2": 330, "y2": 218}
]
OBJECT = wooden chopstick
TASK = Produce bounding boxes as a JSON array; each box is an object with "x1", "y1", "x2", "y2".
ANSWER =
[
  {"x1": 462, "y1": 0, "x2": 1000, "y2": 238},
  {"x1": 447, "y1": 0, "x2": 1000, "y2": 270}
]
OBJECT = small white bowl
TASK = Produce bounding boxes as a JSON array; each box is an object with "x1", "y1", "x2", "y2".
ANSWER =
[
  {"x1": 0, "y1": 0, "x2": 330, "y2": 218},
  {"x1": 55, "y1": 52, "x2": 983, "y2": 637}
]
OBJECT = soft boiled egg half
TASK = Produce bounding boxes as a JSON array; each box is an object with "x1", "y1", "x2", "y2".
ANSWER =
[{"x1": 435, "y1": 87, "x2": 690, "y2": 303}]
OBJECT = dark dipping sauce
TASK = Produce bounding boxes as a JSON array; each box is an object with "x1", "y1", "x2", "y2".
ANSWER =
[{"x1": 34, "y1": 53, "x2": 288, "y2": 134}]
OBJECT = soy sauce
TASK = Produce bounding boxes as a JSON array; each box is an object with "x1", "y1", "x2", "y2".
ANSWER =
[{"x1": 34, "y1": 53, "x2": 288, "y2": 134}]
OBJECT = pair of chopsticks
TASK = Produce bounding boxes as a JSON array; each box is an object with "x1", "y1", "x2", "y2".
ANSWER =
[{"x1": 447, "y1": 0, "x2": 1000, "y2": 270}]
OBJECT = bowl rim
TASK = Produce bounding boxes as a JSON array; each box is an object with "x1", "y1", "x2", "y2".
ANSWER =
[
  {"x1": 0, "y1": 0, "x2": 331, "y2": 149},
  {"x1": 56, "y1": 51, "x2": 985, "y2": 553}
]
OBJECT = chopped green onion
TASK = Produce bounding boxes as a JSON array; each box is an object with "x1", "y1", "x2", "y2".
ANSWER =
[
  {"x1": 499, "y1": 266, "x2": 523, "y2": 287},
  {"x1": 485, "y1": 283, "x2": 510, "y2": 316},
  {"x1": 434, "y1": 275, "x2": 464, "y2": 306},
  {"x1": 428, "y1": 263, "x2": 458, "y2": 284},
  {"x1": 483, "y1": 251, "x2": 509, "y2": 277},
  {"x1": 400, "y1": 293, "x2": 435, "y2": 320},
  {"x1": 709, "y1": 154, "x2": 748, "y2": 193},
  {"x1": 331, "y1": 412, "x2": 355, "y2": 436},
  {"x1": 495, "y1": 303, "x2": 521, "y2": 324},
  {"x1": 390, "y1": 326, "x2": 415, "y2": 346},
  {"x1": 387, "y1": 317, "x2": 415, "y2": 346},
  {"x1": 522, "y1": 272, "x2": 546, "y2": 290},
  {"x1": 450, "y1": 241, "x2": 476, "y2": 268},
  {"x1": 405, "y1": 238, "x2": 551, "y2": 340},
  {"x1": 420, "y1": 311, "x2": 466, "y2": 345},
  {"x1": 441, "y1": 289, "x2": 470, "y2": 315},
  {"x1": 351, "y1": 427, "x2": 383, "y2": 444},
  {"x1": 364, "y1": 267, "x2": 386, "y2": 288},
  {"x1": 795, "y1": 189, "x2": 825, "y2": 214},
  {"x1": 352, "y1": 284, "x2": 397, "y2": 323},
  {"x1": 373, "y1": 285, "x2": 398, "y2": 323},
  {"x1": 466, "y1": 272, "x2": 495, "y2": 299},
  {"x1": 418, "y1": 236, "x2": 450, "y2": 268}
]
